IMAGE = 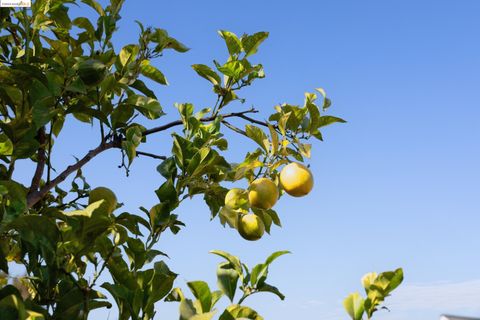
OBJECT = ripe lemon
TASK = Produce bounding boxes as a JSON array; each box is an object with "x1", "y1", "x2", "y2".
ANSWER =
[
  {"x1": 280, "y1": 162, "x2": 314, "y2": 197},
  {"x1": 224, "y1": 188, "x2": 247, "y2": 210},
  {"x1": 89, "y1": 187, "x2": 117, "y2": 214},
  {"x1": 248, "y1": 178, "x2": 278, "y2": 210},
  {"x1": 237, "y1": 214, "x2": 265, "y2": 241}
]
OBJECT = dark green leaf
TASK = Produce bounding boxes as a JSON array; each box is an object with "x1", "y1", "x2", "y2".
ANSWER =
[
  {"x1": 187, "y1": 281, "x2": 212, "y2": 313},
  {"x1": 216, "y1": 262, "x2": 239, "y2": 302}
]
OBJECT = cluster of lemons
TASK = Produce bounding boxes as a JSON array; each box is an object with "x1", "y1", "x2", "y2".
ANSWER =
[
  {"x1": 87, "y1": 163, "x2": 313, "y2": 242},
  {"x1": 225, "y1": 162, "x2": 314, "y2": 241}
]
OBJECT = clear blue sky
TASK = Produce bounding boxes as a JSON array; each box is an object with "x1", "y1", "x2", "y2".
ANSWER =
[{"x1": 15, "y1": 0, "x2": 480, "y2": 319}]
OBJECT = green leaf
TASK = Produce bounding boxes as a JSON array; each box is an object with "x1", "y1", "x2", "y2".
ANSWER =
[
  {"x1": 140, "y1": 60, "x2": 168, "y2": 85},
  {"x1": 317, "y1": 115, "x2": 347, "y2": 128},
  {"x1": 0, "y1": 180, "x2": 27, "y2": 223},
  {"x1": 266, "y1": 209, "x2": 281, "y2": 227},
  {"x1": 73, "y1": 17, "x2": 95, "y2": 35},
  {"x1": 81, "y1": 0, "x2": 105, "y2": 16},
  {"x1": 190, "y1": 312, "x2": 217, "y2": 320},
  {"x1": 242, "y1": 32, "x2": 269, "y2": 57},
  {"x1": 157, "y1": 157, "x2": 177, "y2": 179},
  {"x1": 217, "y1": 61, "x2": 245, "y2": 80},
  {"x1": 0, "y1": 134, "x2": 13, "y2": 156},
  {"x1": 9, "y1": 215, "x2": 59, "y2": 256},
  {"x1": 155, "y1": 179, "x2": 178, "y2": 203},
  {"x1": 192, "y1": 64, "x2": 221, "y2": 85},
  {"x1": 216, "y1": 262, "x2": 239, "y2": 302},
  {"x1": 218, "y1": 30, "x2": 242, "y2": 55},
  {"x1": 121, "y1": 141, "x2": 136, "y2": 165},
  {"x1": 211, "y1": 290, "x2": 223, "y2": 308},
  {"x1": 187, "y1": 281, "x2": 212, "y2": 313},
  {"x1": 147, "y1": 261, "x2": 177, "y2": 306},
  {"x1": 210, "y1": 250, "x2": 242, "y2": 275},
  {"x1": 179, "y1": 299, "x2": 196, "y2": 320},
  {"x1": 264, "y1": 250, "x2": 290, "y2": 266},
  {"x1": 130, "y1": 79, "x2": 157, "y2": 99},
  {"x1": 343, "y1": 292, "x2": 365, "y2": 320},
  {"x1": 361, "y1": 272, "x2": 378, "y2": 291},
  {"x1": 219, "y1": 305, "x2": 263, "y2": 320},
  {"x1": 245, "y1": 125, "x2": 269, "y2": 152},
  {"x1": 268, "y1": 124, "x2": 278, "y2": 156},
  {"x1": 256, "y1": 282, "x2": 285, "y2": 300},
  {"x1": 13, "y1": 137, "x2": 40, "y2": 159},
  {"x1": 165, "y1": 37, "x2": 189, "y2": 52},
  {"x1": 119, "y1": 44, "x2": 139, "y2": 67},
  {"x1": 250, "y1": 251, "x2": 290, "y2": 286},
  {"x1": 62, "y1": 200, "x2": 103, "y2": 217},
  {"x1": 127, "y1": 94, "x2": 164, "y2": 119}
]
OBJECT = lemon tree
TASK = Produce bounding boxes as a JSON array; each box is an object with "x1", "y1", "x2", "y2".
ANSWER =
[{"x1": 0, "y1": 1, "x2": 402, "y2": 319}]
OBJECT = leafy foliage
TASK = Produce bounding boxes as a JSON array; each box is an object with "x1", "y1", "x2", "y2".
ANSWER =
[
  {"x1": 166, "y1": 250, "x2": 288, "y2": 319},
  {"x1": 344, "y1": 268, "x2": 404, "y2": 320},
  {"x1": 0, "y1": 1, "x2": 388, "y2": 319}
]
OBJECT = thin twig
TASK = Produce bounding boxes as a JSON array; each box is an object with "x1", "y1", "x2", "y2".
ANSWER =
[
  {"x1": 135, "y1": 151, "x2": 167, "y2": 160},
  {"x1": 221, "y1": 120, "x2": 247, "y2": 136},
  {"x1": 143, "y1": 109, "x2": 258, "y2": 136}
]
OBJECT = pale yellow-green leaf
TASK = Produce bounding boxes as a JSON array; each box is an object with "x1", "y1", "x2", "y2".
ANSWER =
[
  {"x1": 62, "y1": 200, "x2": 103, "y2": 217},
  {"x1": 268, "y1": 124, "x2": 278, "y2": 156}
]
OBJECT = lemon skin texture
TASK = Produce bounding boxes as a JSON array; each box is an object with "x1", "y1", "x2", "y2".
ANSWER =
[{"x1": 280, "y1": 163, "x2": 314, "y2": 197}]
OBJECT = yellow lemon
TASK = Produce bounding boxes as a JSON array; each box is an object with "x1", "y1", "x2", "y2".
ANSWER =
[
  {"x1": 280, "y1": 162, "x2": 314, "y2": 197},
  {"x1": 89, "y1": 187, "x2": 117, "y2": 214},
  {"x1": 248, "y1": 178, "x2": 278, "y2": 210},
  {"x1": 238, "y1": 214, "x2": 265, "y2": 241}
]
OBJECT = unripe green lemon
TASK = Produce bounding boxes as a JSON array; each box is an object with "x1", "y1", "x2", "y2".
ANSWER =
[
  {"x1": 279, "y1": 162, "x2": 314, "y2": 197},
  {"x1": 224, "y1": 188, "x2": 247, "y2": 210},
  {"x1": 89, "y1": 187, "x2": 117, "y2": 214},
  {"x1": 248, "y1": 178, "x2": 278, "y2": 210},
  {"x1": 78, "y1": 59, "x2": 106, "y2": 86},
  {"x1": 237, "y1": 214, "x2": 265, "y2": 241}
]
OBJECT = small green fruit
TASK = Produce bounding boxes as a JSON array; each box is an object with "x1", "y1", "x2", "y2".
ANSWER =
[
  {"x1": 89, "y1": 187, "x2": 117, "y2": 214},
  {"x1": 78, "y1": 59, "x2": 106, "y2": 86},
  {"x1": 238, "y1": 214, "x2": 265, "y2": 241},
  {"x1": 224, "y1": 188, "x2": 247, "y2": 210}
]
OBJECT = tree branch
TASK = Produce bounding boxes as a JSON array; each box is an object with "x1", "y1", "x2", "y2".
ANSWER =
[
  {"x1": 236, "y1": 113, "x2": 270, "y2": 128},
  {"x1": 27, "y1": 141, "x2": 117, "y2": 208},
  {"x1": 143, "y1": 109, "x2": 259, "y2": 136},
  {"x1": 222, "y1": 120, "x2": 247, "y2": 136},
  {"x1": 26, "y1": 108, "x2": 263, "y2": 208},
  {"x1": 28, "y1": 127, "x2": 46, "y2": 195},
  {"x1": 135, "y1": 151, "x2": 167, "y2": 160}
]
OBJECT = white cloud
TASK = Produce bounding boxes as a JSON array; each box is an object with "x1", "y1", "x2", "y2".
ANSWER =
[
  {"x1": 388, "y1": 279, "x2": 480, "y2": 312},
  {"x1": 298, "y1": 279, "x2": 480, "y2": 320}
]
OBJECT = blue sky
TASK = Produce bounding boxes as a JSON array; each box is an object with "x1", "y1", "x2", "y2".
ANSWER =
[{"x1": 14, "y1": 0, "x2": 480, "y2": 319}]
